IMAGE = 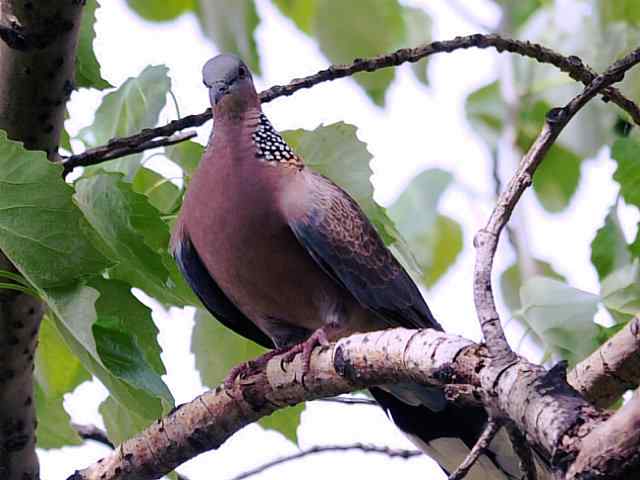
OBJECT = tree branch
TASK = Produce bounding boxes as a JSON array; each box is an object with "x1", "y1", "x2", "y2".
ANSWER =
[
  {"x1": 568, "y1": 316, "x2": 640, "y2": 408},
  {"x1": 67, "y1": 328, "x2": 628, "y2": 480},
  {"x1": 448, "y1": 419, "x2": 501, "y2": 480},
  {"x1": 229, "y1": 443, "x2": 421, "y2": 480},
  {"x1": 472, "y1": 45, "x2": 640, "y2": 362},
  {"x1": 61, "y1": 33, "x2": 640, "y2": 176}
]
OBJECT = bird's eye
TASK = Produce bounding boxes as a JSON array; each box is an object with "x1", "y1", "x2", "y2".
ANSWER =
[{"x1": 238, "y1": 66, "x2": 247, "y2": 78}]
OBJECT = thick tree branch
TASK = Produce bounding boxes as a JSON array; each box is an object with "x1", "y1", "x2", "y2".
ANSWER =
[
  {"x1": 229, "y1": 443, "x2": 421, "y2": 480},
  {"x1": 0, "y1": 3, "x2": 85, "y2": 479},
  {"x1": 568, "y1": 316, "x2": 640, "y2": 408},
  {"x1": 68, "y1": 328, "x2": 629, "y2": 480},
  {"x1": 473, "y1": 45, "x2": 640, "y2": 362},
  {"x1": 61, "y1": 33, "x2": 640, "y2": 176}
]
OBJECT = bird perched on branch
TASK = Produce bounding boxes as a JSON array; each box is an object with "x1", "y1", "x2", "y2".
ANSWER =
[{"x1": 172, "y1": 53, "x2": 533, "y2": 479}]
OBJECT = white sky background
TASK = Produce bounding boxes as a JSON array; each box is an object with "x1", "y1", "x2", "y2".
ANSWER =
[{"x1": 39, "y1": 0, "x2": 636, "y2": 478}]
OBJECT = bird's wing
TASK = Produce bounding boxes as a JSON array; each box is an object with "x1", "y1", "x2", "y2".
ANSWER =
[
  {"x1": 173, "y1": 234, "x2": 274, "y2": 349},
  {"x1": 287, "y1": 172, "x2": 441, "y2": 331}
]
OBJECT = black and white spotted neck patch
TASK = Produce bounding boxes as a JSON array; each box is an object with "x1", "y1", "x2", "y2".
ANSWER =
[{"x1": 251, "y1": 113, "x2": 298, "y2": 163}]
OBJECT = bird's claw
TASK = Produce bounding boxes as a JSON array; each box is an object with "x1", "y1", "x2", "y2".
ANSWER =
[{"x1": 282, "y1": 328, "x2": 330, "y2": 377}]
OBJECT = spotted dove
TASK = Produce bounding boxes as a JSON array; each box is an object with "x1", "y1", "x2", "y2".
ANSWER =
[{"x1": 171, "y1": 54, "x2": 540, "y2": 479}]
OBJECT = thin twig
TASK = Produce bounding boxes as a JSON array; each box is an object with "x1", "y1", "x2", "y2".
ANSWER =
[
  {"x1": 62, "y1": 130, "x2": 197, "y2": 177},
  {"x1": 61, "y1": 34, "x2": 640, "y2": 176},
  {"x1": 472, "y1": 45, "x2": 640, "y2": 362},
  {"x1": 73, "y1": 423, "x2": 191, "y2": 480},
  {"x1": 228, "y1": 443, "x2": 422, "y2": 480},
  {"x1": 448, "y1": 420, "x2": 501, "y2": 480},
  {"x1": 316, "y1": 396, "x2": 378, "y2": 406}
]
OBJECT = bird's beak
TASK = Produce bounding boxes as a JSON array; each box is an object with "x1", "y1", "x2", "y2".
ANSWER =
[{"x1": 209, "y1": 80, "x2": 230, "y2": 105}]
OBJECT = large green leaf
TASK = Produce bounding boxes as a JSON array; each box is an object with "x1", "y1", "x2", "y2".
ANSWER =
[
  {"x1": 74, "y1": 173, "x2": 195, "y2": 306},
  {"x1": 166, "y1": 140, "x2": 204, "y2": 179},
  {"x1": 601, "y1": 262, "x2": 640, "y2": 324},
  {"x1": 191, "y1": 310, "x2": 303, "y2": 442},
  {"x1": 35, "y1": 383, "x2": 82, "y2": 449},
  {"x1": 78, "y1": 65, "x2": 171, "y2": 176},
  {"x1": 517, "y1": 277, "x2": 599, "y2": 366},
  {"x1": 45, "y1": 283, "x2": 168, "y2": 420},
  {"x1": 465, "y1": 81, "x2": 504, "y2": 147},
  {"x1": 612, "y1": 138, "x2": 640, "y2": 207},
  {"x1": 272, "y1": 0, "x2": 316, "y2": 33},
  {"x1": 591, "y1": 206, "x2": 631, "y2": 280},
  {"x1": 99, "y1": 396, "x2": 153, "y2": 445},
  {"x1": 0, "y1": 132, "x2": 111, "y2": 288},
  {"x1": 76, "y1": 0, "x2": 111, "y2": 90},
  {"x1": 132, "y1": 167, "x2": 182, "y2": 214},
  {"x1": 599, "y1": 0, "x2": 640, "y2": 25},
  {"x1": 500, "y1": 260, "x2": 564, "y2": 312},
  {"x1": 34, "y1": 315, "x2": 90, "y2": 449},
  {"x1": 195, "y1": 0, "x2": 261, "y2": 74},
  {"x1": 312, "y1": 0, "x2": 405, "y2": 106},
  {"x1": 388, "y1": 169, "x2": 462, "y2": 286},
  {"x1": 126, "y1": 0, "x2": 193, "y2": 21},
  {"x1": 402, "y1": 7, "x2": 431, "y2": 87}
]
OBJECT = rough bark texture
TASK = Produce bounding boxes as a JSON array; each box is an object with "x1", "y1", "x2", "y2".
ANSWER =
[
  {"x1": 569, "y1": 316, "x2": 640, "y2": 408},
  {"x1": 0, "y1": 2, "x2": 85, "y2": 478},
  {"x1": 69, "y1": 328, "x2": 623, "y2": 480}
]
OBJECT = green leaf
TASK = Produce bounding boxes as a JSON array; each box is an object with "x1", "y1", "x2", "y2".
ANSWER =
[
  {"x1": 612, "y1": 138, "x2": 640, "y2": 207},
  {"x1": 76, "y1": 0, "x2": 112, "y2": 90},
  {"x1": 258, "y1": 404, "x2": 304, "y2": 444},
  {"x1": 126, "y1": 0, "x2": 194, "y2": 21},
  {"x1": 91, "y1": 278, "x2": 166, "y2": 377},
  {"x1": 45, "y1": 283, "x2": 167, "y2": 422},
  {"x1": 195, "y1": 0, "x2": 261, "y2": 74},
  {"x1": 500, "y1": 260, "x2": 564, "y2": 312},
  {"x1": 591, "y1": 206, "x2": 631, "y2": 280},
  {"x1": 601, "y1": 262, "x2": 640, "y2": 324},
  {"x1": 312, "y1": 0, "x2": 405, "y2": 106},
  {"x1": 166, "y1": 140, "x2": 204, "y2": 178},
  {"x1": 388, "y1": 169, "x2": 462, "y2": 286},
  {"x1": 132, "y1": 167, "x2": 182, "y2": 214},
  {"x1": 74, "y1": 173, "x2": 196, "y2": 306},
  {"x1": 599, "y1": 0, "x2": 640, "y2": 25},
  {"x1": 99, "y1": 396, "x2": 152, "y2": 445},
  {"x1": 79, "y1": 65, "x2": 171, "y2": 176},
  {"x1": 519, "y1": 101, "x2": 582, "y2": 212},
  {"x1": 402, "y1": 7, "x2": 431, "y2": 87},
  {"x1": 35, "y1": 315, "x2": 91, "y2": 399},
  {"x1": 35, "y1": 382, "x2": 82, "y2": 449},
  {"x1": 0, "y1": 131, "x2": 111, "y2": 288},
  {"x1": 272, "y1": 0, "x2": 316, "y2": 33},
  {"x1": 34, "y1": 315, "x2": 89, "y2": 449},
  {"x1": 517, "y1": 277, "x2": 599, "y2": 366},
  {"x1": 192, "y1": 309, "x2": 266, "y2": 387},
  {"x1": 497, "y1": 0, "x2": 547, "y2": 29},
  {"x1": 465, "y1": 81, "x2": 504, "y2": 146}
]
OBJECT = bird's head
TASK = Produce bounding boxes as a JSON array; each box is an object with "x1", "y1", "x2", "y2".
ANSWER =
[{"x1": 202, "y1": 54, "x2": 258, "y2": 115}]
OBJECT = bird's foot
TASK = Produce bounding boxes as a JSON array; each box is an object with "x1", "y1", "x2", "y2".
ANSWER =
[
  {"x1": 223, "y1": 346, "x2": 290, "y2": 390},
  {"x1": 282, "y1": 327, "x2": 331, "y2": 377}
]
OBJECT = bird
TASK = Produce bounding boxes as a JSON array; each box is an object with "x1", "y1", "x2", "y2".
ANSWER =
[{"x1": 171, "y1": 53, "x2": 539, "y2": 479}]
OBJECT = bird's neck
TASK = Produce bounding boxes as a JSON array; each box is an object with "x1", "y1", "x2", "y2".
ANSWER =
[{"x1": 211, "y1": 108, "x2": 302, "y2": 167}]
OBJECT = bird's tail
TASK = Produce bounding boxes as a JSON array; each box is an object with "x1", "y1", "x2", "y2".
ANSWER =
[{"x1": 369, "y1": 387, "x2": 551, "y2": 479}]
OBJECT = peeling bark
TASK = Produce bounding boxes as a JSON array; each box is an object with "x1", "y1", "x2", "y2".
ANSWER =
[
  {"x1": 0, "y1": 2, "x2": 86, "y2": 478},
  {"x1": 69, "y1": 328, "x2": 625, "y2": 480},
  {"x1": 569, "y1": 316, "x2": 640, "y2": 408}
]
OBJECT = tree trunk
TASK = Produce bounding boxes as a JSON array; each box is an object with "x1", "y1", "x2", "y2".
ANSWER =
[{"x1": 0, "y1": 2, "x2": 85, "y2": 478}]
